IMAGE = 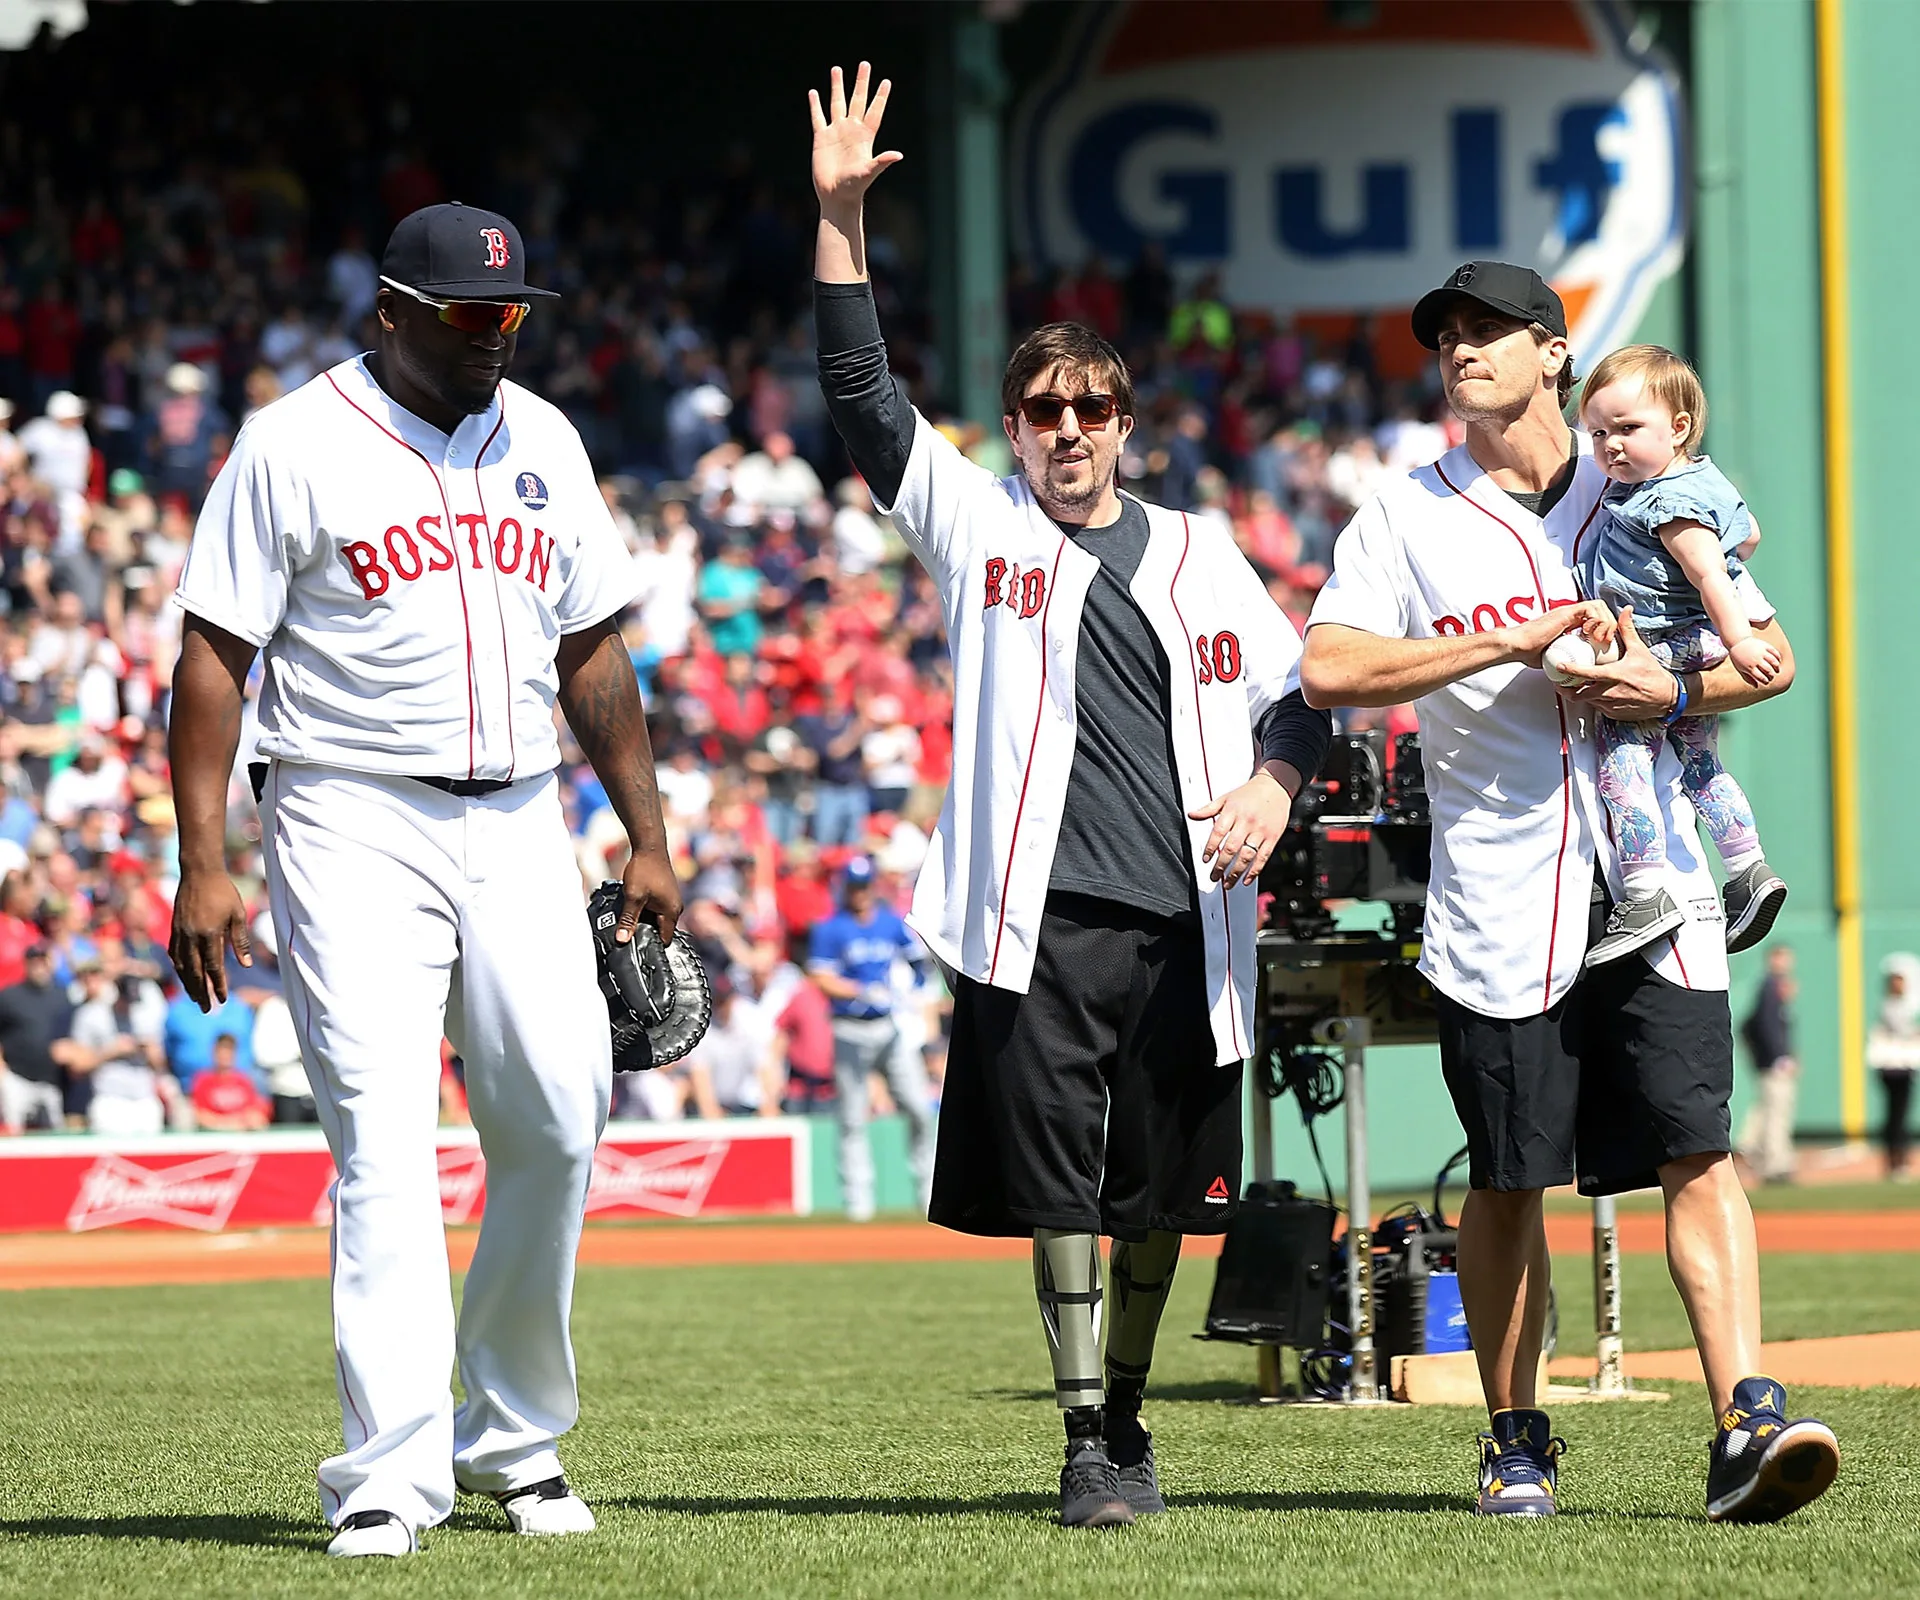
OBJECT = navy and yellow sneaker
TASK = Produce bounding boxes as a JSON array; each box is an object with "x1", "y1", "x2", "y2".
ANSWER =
[
  {"x1": 1475, "y1": 1408, "x2": 1567, "y2": 1516},
  {"x1": 1706, "y1": 1376, "x2": 1840, "y2": 1523}
]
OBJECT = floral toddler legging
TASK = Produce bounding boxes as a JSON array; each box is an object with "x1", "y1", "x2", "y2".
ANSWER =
[{"x1": 1595, "y1": 621, "x2": 1762, "y2": 877}]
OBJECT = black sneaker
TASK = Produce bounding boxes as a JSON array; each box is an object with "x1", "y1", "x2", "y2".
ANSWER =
[
  {"x1": 1706, "y1": 1376, "x2": 1840, "y2": 1523},
  {"x1": 1059, "y1": 1438, "x2": 1135, "y2": 1528},
  {"x1": 1106, "y1": 1418, "x2": 1165, "y2": 1515},
  {"x1": 1475, "y1": 1408, "x2": 1566, "y2": 1516},
  {"x1": 1723, "y1": 862, "x2": 1788, "y2": 955},
  {"x1": 1585, "y1": 888, "x2": 1686, "y2": 967}
]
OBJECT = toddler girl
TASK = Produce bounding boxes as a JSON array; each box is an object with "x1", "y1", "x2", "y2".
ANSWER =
[{"x1": 1578, "y1": 344, "x2": 1787, "y2": 966}]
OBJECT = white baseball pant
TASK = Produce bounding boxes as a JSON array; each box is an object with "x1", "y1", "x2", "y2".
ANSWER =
[{"x1": 259, "y1": 762, "x2": 612, "y2": 1532}]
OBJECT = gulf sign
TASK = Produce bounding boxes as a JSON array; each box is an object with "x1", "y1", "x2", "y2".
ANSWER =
[{"x1": 1013, "y1": 0, "x2": 1684, "y2": 359}]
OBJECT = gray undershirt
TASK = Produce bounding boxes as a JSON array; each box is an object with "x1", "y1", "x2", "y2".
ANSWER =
[{"x1": 1047, "y1": 500, "x2": 1196, "y2": 921}]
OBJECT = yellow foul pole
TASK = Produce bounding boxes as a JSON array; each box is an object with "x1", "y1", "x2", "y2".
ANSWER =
[{"x1": 1816, "y1": 0, "x2": 1865, "y2": 1136}]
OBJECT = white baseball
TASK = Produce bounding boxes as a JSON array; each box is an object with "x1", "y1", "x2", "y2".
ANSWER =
[{"x1": 1543, "y1": 632, "x2": 1609, "y2": 686}]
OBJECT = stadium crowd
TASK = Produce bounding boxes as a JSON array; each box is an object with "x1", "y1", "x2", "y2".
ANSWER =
[{"x1": 0, "y1": 110, "x2": 1465, "y2": 1136}]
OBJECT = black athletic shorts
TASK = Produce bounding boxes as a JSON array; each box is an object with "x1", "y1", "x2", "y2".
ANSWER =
[
  {"x1": 1435, "y1": 890, "x2": 1733, "y2": 1197},
  {"x1": 929, "y1": 892, "x2": 1243, "y2": 1241}
]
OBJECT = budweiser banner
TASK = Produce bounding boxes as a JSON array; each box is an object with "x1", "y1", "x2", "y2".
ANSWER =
[{"x1": 0, "y1": 1120, "x2": 812, "y2": 1234}]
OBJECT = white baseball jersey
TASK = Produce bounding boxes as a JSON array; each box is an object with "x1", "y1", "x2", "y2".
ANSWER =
[
  {"x1": 177, "y1": 354, "x2": 631, "y2": 1531},
  {"x1": 175, "y1": 355, "x2": 639, "y2": 781},
  {"x1": 1308, "y1": 435, "x2": 1729, "y2": 1020},
  {"x1": 880, "y1": 412, "x2": 1305, "y2": 1067}
]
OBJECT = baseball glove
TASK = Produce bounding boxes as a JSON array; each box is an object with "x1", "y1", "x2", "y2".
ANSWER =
[{"x1": 587, "y1": 881, "x2": 712, "y2": 1071}]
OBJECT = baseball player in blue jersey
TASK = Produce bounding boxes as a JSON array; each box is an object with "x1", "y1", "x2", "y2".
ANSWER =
[{"x1": 808, "y1": 855, "x2": 934, "y2": 1222}]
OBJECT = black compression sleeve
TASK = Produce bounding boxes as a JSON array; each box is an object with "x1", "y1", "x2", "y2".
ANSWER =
[
  {"x1": 815, "y1": 279, "x2": 914, "y2": 507},
  {"x1": 1256, "y1": 690, "x2": 1333, "y2": 787}
]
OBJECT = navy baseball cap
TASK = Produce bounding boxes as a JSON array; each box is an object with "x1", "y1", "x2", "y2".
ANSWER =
[
  {"x1": 380, "y1": 202, "x2": 559, "y2": 302},
  {"x1": 843, "y1": 855, "x2": 875, "y2": 886},
  {"x1": 1411, "y1": 260, "x2": 1565, "y2": 350}
]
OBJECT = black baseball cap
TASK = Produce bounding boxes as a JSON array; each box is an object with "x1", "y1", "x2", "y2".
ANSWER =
[
  {"x1": 1411, "y1": 261, "x2": 1565, "y2": 350},
  {"x1": 380, "y1": 202, "x2": 559, "y2": 302}
]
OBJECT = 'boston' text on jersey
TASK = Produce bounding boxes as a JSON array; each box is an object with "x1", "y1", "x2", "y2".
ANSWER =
[{"x1": 341, "y1": 514, "x2": 557, "y2": 601}]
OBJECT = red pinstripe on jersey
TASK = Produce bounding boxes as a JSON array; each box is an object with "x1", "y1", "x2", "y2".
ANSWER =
[
  {"x1": 1171, "y1": 514, "x2": 1246, "y2": 1060},
  {"x1": 324, "y1": 371, "x2": 482, "y2": 779},
  {"x1": 1432, "y1": 457, "x2": 1577, "y2": 1012},
  {"x1": 1571, "y1": 489, "x2": 1606, "y2": 570},
  {"x1": 987, "y1": 531, "x2": 1068, "y2": 985},
  {"x1": 469, "y1": 402, "x2": 514, "y2": 781}
]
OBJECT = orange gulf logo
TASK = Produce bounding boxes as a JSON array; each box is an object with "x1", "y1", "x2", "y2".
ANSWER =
[{"x1": 1013, "y1": 0, "x2": 1684, "y2": 375}]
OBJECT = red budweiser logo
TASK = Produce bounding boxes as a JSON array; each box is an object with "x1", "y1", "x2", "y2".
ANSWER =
[
  {"x1": 585, "y1": 1141, "x2": 729, "y2": 1218},
  {"x1": 67, "y1": 1151, "x2": 258, "y2": 1232},
  {"x1": 438, "y1": 1145, "x2": 489, "y2": 1225}
]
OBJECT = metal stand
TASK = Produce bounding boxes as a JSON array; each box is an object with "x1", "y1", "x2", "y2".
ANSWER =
[
  {"x1": 1247, "y1": 932, "x2": 1663, "y2": 1406},
  {"x1": 1335, "y1": 967, "x2": 1380, "y2": 1401},
  {"x1": 1590, "y1": 1193, "x2": 1628, "y2": 1395}
]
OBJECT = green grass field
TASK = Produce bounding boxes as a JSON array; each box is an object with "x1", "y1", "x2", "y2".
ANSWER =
[{"x1": 2, "y1": 1246, "x2": 1918, "y2": 1599}]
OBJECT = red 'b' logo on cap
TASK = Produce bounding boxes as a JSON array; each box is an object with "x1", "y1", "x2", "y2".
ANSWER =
[{"x1": 480, "y1": 227, "x2": 510, "y2": 269}]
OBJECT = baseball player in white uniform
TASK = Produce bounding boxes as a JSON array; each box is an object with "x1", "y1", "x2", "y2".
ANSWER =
[
  {"x1": 1302, "y1": 261, "x2": 1837, "y2": 1523},
  {"x1": 810, "y1": 67, "x2": 1331, "y2": 1528},
  {"x1": 168, "y1": 203, "x2": 681, "y2": 1558}
]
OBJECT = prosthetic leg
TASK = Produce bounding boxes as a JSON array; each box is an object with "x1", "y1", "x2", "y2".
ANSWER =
[
  {"x1": 1033, "y1": 1230, "x2": 1130, "y2": 1526},
  {"x1": 1103, "y1": 1232, "x2": 1181, "y2": 1514}
]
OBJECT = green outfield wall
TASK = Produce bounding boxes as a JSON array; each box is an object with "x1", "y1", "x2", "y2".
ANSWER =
[{"x1": 1693, "y1": 0, "x2": 1920, "y2": 1146}]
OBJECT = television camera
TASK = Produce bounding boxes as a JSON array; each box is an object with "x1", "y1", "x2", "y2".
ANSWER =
[{"x1": 1259, "y1": 729, "x2": 1431, "y2": 942}]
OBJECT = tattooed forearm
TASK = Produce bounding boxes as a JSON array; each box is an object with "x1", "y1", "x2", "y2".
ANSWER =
[{"x1": 556, "y1": 620, "x2": 669, "y2": 855}]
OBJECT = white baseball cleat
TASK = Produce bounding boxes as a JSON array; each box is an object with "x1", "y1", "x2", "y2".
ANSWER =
[
  {"x1": 326, "y1": 1510, "x2": 417, "y2": 1558},
  {"x1": 494, "y1": 1476, "x2": 597, "y2": 1536}
]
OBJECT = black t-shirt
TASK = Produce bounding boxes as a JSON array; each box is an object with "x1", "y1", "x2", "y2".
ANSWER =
[
  {"x1": 0, "y1": 978, "x2": 73, "y2": 1085},
  {"x1": 1047, "y1": 501, "x2": 1195, "y2": 919}
]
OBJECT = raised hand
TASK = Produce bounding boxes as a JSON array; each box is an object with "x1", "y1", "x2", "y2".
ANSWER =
[{"x1": 810, "y1": 62, "x2": 903, "y2": 215}]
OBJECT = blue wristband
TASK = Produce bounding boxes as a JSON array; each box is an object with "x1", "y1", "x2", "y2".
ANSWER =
[{"x1": 1661, "y1": 671, "x2": 1690, "y2": 725}]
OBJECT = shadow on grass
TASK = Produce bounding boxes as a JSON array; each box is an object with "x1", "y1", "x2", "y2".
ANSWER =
[
  {"x1": 982, "y1": 1381, "x2": 1256, "y2": 1405},
  {"x1": 608, "y1": 1492, "x2": 1058, "y2": 1519},
  {"x1": 0, "y1": 1513, "x2": 315, "y2": 1548},
  {"x1": 611, "y1": 1489, "x2": 1511, "y2": 1518},
  {"x1": 1169, "y1": 1489, "x2": 1458, "y2": 1514},
  {"x1": 1144, "y1": 1380, "x2": 1271, "y2": 1403}
]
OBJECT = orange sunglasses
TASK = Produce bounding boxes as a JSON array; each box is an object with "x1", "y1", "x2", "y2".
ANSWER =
[{"x1": 383, "y1": 278, "x2": 530, "y2": 336}]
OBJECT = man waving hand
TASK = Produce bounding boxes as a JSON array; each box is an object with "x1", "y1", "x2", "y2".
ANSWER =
[{"x1": 810, "y1": 64, "x2": 1330, "y2": 1527}]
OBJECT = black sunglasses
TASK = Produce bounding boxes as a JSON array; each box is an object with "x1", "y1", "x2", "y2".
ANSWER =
[{"x1": 1017, "y1": 392, "x2": 1122, "y2": 431}]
